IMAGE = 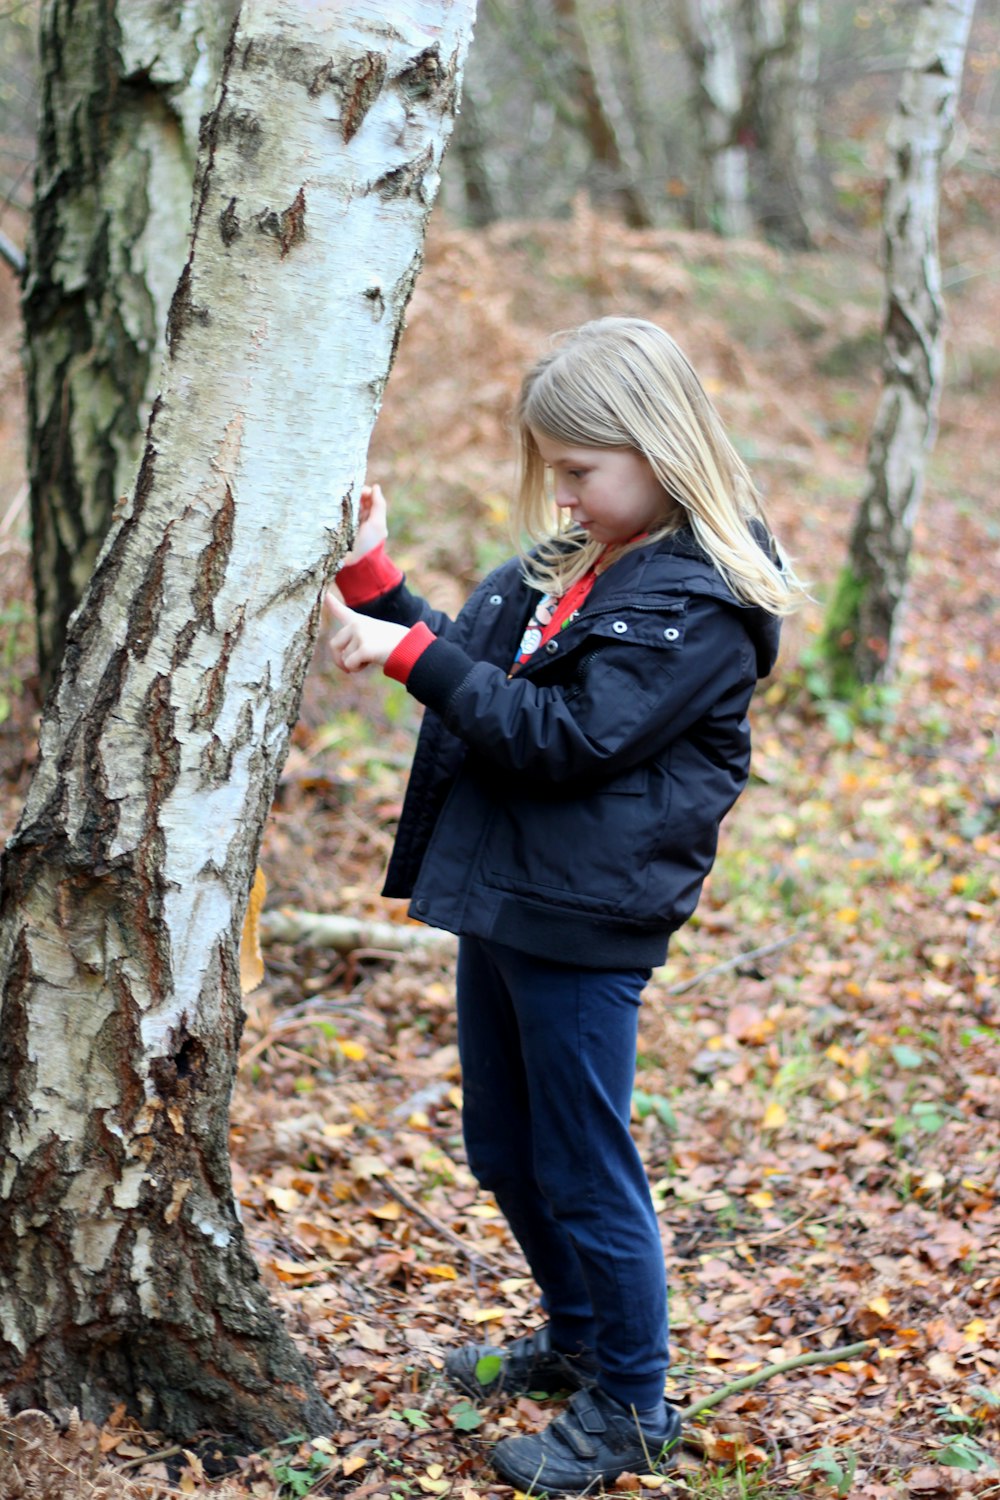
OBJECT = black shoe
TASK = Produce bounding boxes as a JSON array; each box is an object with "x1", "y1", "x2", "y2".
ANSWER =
[
  {"x1": 444, "y1": 1324, "x2": 598, "y2": 1400},
  {"x1": 491, "y1": 1386, "x2": 682, "y2": 1495}
]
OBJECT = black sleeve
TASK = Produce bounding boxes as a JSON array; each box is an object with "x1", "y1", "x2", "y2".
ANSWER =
[{"x1": 403, "y1": 595, "x2": 757, "y2": 785}]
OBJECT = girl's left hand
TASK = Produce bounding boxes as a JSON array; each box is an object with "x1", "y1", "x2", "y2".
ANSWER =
[{"x1": 327, "y1": 596, "x2": 409, "y2": 672}]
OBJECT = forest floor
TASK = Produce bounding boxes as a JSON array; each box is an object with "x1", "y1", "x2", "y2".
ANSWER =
[{"x1": 0, "y1": 194, "x2": 998, "y2": 1499}]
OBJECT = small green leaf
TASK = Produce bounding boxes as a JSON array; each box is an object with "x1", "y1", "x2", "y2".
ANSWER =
[
  {"x1": 449, "y1": 1399, "x2": 484, "y2": 1431},
  {"x1": 933, "y1": 1435, "x2": 999, "y2": 1471},
  {"x1": 474, "y1": 1353, "x2": 502, "y2": 1386},
  {"x1": 892, "y1": 1044, "x2": 923, "y2": 1069},
  {"x1": 401, "y1": 1407, "x2": 431, "y2": 1430}
]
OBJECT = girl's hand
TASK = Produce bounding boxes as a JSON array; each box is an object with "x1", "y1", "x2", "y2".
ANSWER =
[
  {"x1": 327, "y1": 596, "x2": 408, "y2": 672},
  {"x1": 341, "y1": 483, "x2": 389, "y2": 566}
]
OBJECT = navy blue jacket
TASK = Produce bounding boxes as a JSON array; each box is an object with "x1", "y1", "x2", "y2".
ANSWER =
[{"x1": 360, "y1": 530, "x2": 780, "y2": 968}]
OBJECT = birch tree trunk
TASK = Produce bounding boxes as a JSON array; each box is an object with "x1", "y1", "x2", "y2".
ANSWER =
[
  {"x1": 0, "y1": 0, "x2": 475, "y2": 1440},
  {"x1": 22, "y1": 0, "x2": 237, "y2": 692},
  {"x1": 679, "y1": 0, "x2": 752, "y2": 236},
  {"x1": 823, "y1": 0, "x2": 976, "y2": 690},
  {"x1": 552, "y1": 0, "x2": 653, "y2": 228},
  {"x1": 744, "y1": 0, "x2": 821, "y2": 248}
]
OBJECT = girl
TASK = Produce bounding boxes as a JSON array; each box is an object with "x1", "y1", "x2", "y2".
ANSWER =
[{"x1": 327, "y1": 317, "x2": 799, "y2": 1493}]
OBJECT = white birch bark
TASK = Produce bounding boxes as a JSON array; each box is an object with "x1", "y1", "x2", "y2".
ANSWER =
[
  {"x1": 23, "y1": 0, "x2": 237, "y2": 684},
  {"x1": 745, "y1": 0, "x2": 821, "y2": 247},
  {"x1": 679, "y1": 0, "x2": 752, "y2": 236},
  {"x1": 0, "y1": 0, "x2": 475, "y2": 1438},
  {"x1": 831, "y1": 0, "x2": 976, "y2": 686}
]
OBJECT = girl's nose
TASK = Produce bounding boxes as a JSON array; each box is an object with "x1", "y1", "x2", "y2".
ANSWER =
[{"x1": 553, "y1": 478, "x2": 576, "y2": 508}]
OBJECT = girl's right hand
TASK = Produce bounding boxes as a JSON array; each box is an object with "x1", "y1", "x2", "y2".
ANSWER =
[{"x1": 342, "y1": 483, "x2": 389, "y2": 565}]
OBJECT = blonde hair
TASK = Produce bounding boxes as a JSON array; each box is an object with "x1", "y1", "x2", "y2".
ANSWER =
[{"x1": 515, "y1": 317, "x2": 802, "y2": 614}]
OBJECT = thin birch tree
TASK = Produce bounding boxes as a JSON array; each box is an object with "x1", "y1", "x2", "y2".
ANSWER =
[
  {"x1": 0, "y1": 0, "x2": 475, "y2": 1440},
  {"x1": 822, "y1": 0, "x2": 977, "y2": 690},
  {"x1": 678, "y1": 0, "x2": 752, "y2": 235}
]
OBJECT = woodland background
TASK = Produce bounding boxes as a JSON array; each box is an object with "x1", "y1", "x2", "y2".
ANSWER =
[{"x1": 0, "y1": 2, "x2": 998, "y2": 1498}]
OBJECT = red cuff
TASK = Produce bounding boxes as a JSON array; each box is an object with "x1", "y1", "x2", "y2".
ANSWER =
[
  {"x1": 337, "y1": 541, "x2": 404, "y2": 606},
  {"x1": 384, "y1": 622, "x2": 436, "y2": 685}
]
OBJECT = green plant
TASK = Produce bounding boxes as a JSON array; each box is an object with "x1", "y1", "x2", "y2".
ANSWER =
[
  {"x1": 929, "y1": 1432, "x2": 999, "y2": 1472},
  {"x1": 448, "y1": 1398, "x2": 484, "y2": 1432},
  {"x1": 633, "y1": 1088, "x2": 678, "y2": 1132},
  {"x1": 400, "y1": 1406, "x2": 432, "y2": 1430},
  {"x1": 269, "y1": 1436, "x2": 334, "y2": 1497},
  {"x1": 809, "y1": 1443, "x2": 858, "y2": 1495}
]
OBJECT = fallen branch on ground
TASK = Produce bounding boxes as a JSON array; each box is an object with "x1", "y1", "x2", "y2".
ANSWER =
[
  {"x1": 259, "y1": 908, "x2": 458, "y2": 955},
  {"x1": 679, "y1": 1339, "x2": 878, "y2": 1422},
  {"x1": 663, "y1": 930, "x2": 806, "y2": 996},
  {"x1": 381, "y1": 1174, "x2": 503, "y2": 1272}
]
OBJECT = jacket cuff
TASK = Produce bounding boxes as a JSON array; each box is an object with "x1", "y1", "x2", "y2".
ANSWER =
[
  {"x1": 405, "y1": 635, "x2": 479, "y2": 710},
  {"x1": 337, "y1": 541, "x2": 404, "y2": 605},
  {"x1": 384, "y1": 622, "x2": 437, "y2": 684}
]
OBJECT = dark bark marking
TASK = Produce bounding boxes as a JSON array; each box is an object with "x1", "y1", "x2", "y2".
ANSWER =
[
  {"x1": 386, "y1": 251, "x2": 423, "y2": 373},
  {"x1": 171, "y1": 618, "x2": 198, "y2": 674},
  {"x1": 254, "y1": 188, "x2": 307, "y2": 257},
  {"x1": 309, "y1": 51, "x2": 386, "y2": 142},
  {"x1": 199, "y1": 734, "x2": 234, "y2": 788},
  {"x1": 127, "y1": 530, "x2": 170, "y2": 662},
  {"x1": 219, "y1": 197, "x2": 242, "y2": 246},
  {"x1": 372, "y1": 144, "x2": 435, "y2": 202},
  {"x1": 73, "y1": 647, "x2": 128, "y2": 857},
  {"x1": 397, "y1": 44, "x2": 443, "y2": 103},
  {"x1": 146, "y1": 674, "x2": 180, "y2": 797},
  {"x1": 218, "y1": 106, "x2": 263, "y2": 159},
  {"x1": 193, "y1": 483, "x2": 236, "y2": 630},
  {"x1": 363, "y1": 284, "x2": 385, "y2": 320},
  {"x1": 0, "y1": 930, "x2": 39, "y2": 1139},
  {"x1": 150, "y1": 1029, "x2": 205, "y2": 1100},
  {"x1": 192, "y1": 608, "x2": 246, "y2": 733},
  {"x1": 165, "y1": 262, "x2": 210, "y2": 356}
]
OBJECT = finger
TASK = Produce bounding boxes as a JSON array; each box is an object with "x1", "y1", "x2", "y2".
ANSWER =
[
  {"x1": 326, "y1": 595, "x2": 354, "y2": 627},
  {"x1": 368, "y1": 484, "x2": 387, "y2": 518}
]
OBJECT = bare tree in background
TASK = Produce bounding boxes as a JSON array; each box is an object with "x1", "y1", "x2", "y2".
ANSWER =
[
  {"x1": 823, "y1": 0, "x2": 977, "y2": 690},
  {"x1": 744, "y1": 0, "x2": 821, "y2": 247},
  {"x1": 0, "y1": 0, "x2": 475, "y2": 1439},
  {"x1": 678, "y1": 0, "x2": 752, "y2": 235},
  {"x1": 22, "y1": 0, "x2": 238, "y2": 692}
]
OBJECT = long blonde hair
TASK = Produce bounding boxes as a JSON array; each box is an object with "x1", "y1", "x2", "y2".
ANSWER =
[{"x1": 515, "y1": 317, "x2": 802, "y2": 613}]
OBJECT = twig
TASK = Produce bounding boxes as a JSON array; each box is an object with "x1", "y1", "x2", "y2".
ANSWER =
[
  {"x1": 694, "y1": 1210, "x2": 833, "y2": 1252},
  {"x1": 662, "y1": 931, "x2": 806, "y2": 997},
  {"x1": 117, "y1": 1444, "x2": 183, "y2": 1472},
  {"x1": 381, "y1": 1174, "x2": 502, "y2": 1272},
  {"x1": 679, "y1": 1339, "x2": 878, "y2": 1421}
]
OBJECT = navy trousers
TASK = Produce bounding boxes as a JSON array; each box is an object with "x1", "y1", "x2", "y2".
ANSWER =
[{"x1": 456, "y1": 935, "x2": 669, "y2": 1408}]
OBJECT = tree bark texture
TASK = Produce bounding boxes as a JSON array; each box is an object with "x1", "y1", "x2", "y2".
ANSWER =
[
  {"x1": 0, "y1": 0, "x2": 475, "y2": 1441},
  {"x1": 552, "y1": 0, "x2": 653, "y2": 228},
  {"x1": 679, "y1": 0, "x2": 752, "y2": 236},
  {"x1": 744, "y1": 0, "x2": 821, "y2": 248},
  {"x1": 22, "y1": 0, "x2": 238, "y2": 692},
  {"x1": 831, "y1": 0, "x2": 976, "y2": 686}
]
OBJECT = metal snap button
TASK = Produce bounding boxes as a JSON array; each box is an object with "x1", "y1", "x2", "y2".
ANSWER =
[
  {"x1": 612, "y1": 620, "x2": 628, "y2": 634},
  {"x1": 545, "y1": 639, "x2": 559, "y2": 653},
  {"x1": 489, "y1": 594, "x2": 503, "y2": 605},
  {"x1": 664, "y1": 627, "x2": 680, "y2": 641}
]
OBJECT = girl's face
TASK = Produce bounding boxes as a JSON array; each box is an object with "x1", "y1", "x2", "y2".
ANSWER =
[{"x1": 531, "y1": 430, "x2": 673, "y2": 545}]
